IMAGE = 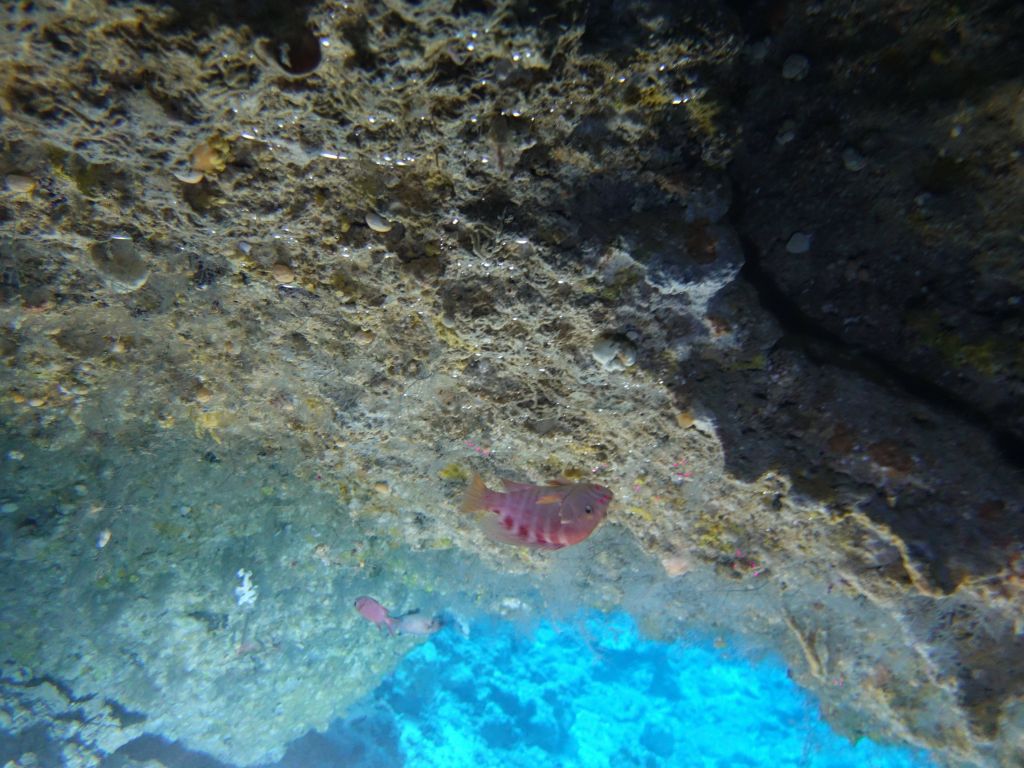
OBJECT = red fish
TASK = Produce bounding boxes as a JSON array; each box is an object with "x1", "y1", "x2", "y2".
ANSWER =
[
  {"x1": 460, "y1": 473, "x2": 613, "y2": 549},
  {"x1": 354, "y1": 596, "x2": 397, "y2": 635}
]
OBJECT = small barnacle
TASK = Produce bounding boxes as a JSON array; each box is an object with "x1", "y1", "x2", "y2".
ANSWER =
[
  {"x1": 191, "y1": 408, "x2": 231, "y2": 444},
  {"x1": 271, "y1": 263, "x2": 295, "y2": 284},
  {"x1": 193, "y1": 383, "x2": 213, "y2": 404},
  {"x1": 438, "y1": 463, "x2": 468, "y2": 482},
  {"x1": 191, "y1": 133, "x2": 232, "y2": 176}
]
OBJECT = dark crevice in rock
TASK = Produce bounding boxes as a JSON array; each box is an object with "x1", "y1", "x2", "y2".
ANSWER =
[
  {"x1": 104, "y1": 698, "x2": 148, "y2": 728},
  {"x1": 108, "y1": 734, "x2": 231, "y2": 767},
  {"x1": 129, "y1": 0, "x2": 317, "y2": 36},
  {"x1": 129, "y1": 1, "x2": 323, "y2": 74},
  {"x1": 0, "y1": 673, "x2": 96, "y2": 706},
  {"x1": 735, "y1": 230, "x2": 1024, "y2": 470},
  {"x1": 0, "y1": 722, "x2": 64, "y2": 768}
]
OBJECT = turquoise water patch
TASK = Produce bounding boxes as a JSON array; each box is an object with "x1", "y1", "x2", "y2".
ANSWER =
[
  {"x1": 105, "y1": 611, "x2": 937, "y2": 767},
  {"x1": 355, "y1": 612, "x2": 933, "y2": 768}
]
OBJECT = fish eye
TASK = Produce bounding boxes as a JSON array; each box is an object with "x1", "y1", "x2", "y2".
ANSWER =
[{"x1": 584, "y1": 505, "x2": 593, "y2": 514}]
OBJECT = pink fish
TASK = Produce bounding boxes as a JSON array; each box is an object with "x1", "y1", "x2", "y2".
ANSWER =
[
  {"x1": 354, "y1": 596, "x2": 397, "y2": 635},
  {"x1": 394, "y1": 613, "x2": 443, "y2": 636},
  {"x1": 460, "y1": 473, "x2": 613, "y2": 549}
]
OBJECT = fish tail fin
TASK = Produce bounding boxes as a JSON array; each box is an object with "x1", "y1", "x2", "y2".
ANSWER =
[
  {"x1": 460, "y1": 473, "x2": 490, "y2": 514},
  {"x1": 384, "y1": 617, "x2": 397, "y2": 636}
]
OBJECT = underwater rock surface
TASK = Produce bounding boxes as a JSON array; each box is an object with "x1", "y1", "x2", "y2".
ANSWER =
[{"x1": 0, "y1": 1, "x2": 1021, "y2": 766}]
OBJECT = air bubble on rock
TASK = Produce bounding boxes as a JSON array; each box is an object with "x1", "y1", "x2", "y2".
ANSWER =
[
  {"x1": 776, "y1": 120, "x2": 797, "y2": 146},
  {"x1": 592, "y1": 338, "x2": 621, "y2": 371},
  {"x1": 173, "y1": 169, "x2": 205, "y2": 184},
  {"x1": 90, "y1": 237, "x2": 150, "y2": 293},
  {"x1": 747, "y1": 39, "x2": 770, "y2": 63},
  {"x1": 365, "y1": 211, "x2": 393, "y2": 233},
  {"x1": 782, "y1": 54, "x2": 809, "y2": 81},
  {"x1": 786, "y1": 232, "x2": 812, "y2": 254},
  {"x1": 600, "y1": 248, "x2": 640, "y2": 286},
  {"x1": 4, "y1": 174, "x2": 35, "y2": 194},
  {"x1": 270, "y1": 28, "x2": 322, "y2": 76},
  {"x1": 842, "y1": 147, "x2": 866, "y2": 172},
  {"x1": 592, "y1": 336, "x2": 637, "y2": 372}
]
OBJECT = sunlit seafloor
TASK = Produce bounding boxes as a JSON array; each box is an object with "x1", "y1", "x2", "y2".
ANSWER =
[{"x1": 284, "y1": 613, "x2": 935, "y2": 768}]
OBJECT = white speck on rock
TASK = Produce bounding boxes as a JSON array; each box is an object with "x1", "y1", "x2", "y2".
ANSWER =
[{"x1": 235, "y1": 568, "x2": 259, "y2": 606}]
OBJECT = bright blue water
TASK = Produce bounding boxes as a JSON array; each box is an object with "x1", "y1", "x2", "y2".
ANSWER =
[{"x1": 318, "y1": 612, "x2": 934, "y2": 768}]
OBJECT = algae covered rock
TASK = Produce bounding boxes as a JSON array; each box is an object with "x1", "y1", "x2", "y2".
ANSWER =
[{"x1": 0, "y1": 1, "x2": 1021, "y2": 767}]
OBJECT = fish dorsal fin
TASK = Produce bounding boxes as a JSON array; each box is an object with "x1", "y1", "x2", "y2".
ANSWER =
[
  {"x1": 547, "y1": 477, "x2": 576, "y2": 486},
  {"x1": 501, "y1": 479, "x2": 537, "y2": 493}
]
